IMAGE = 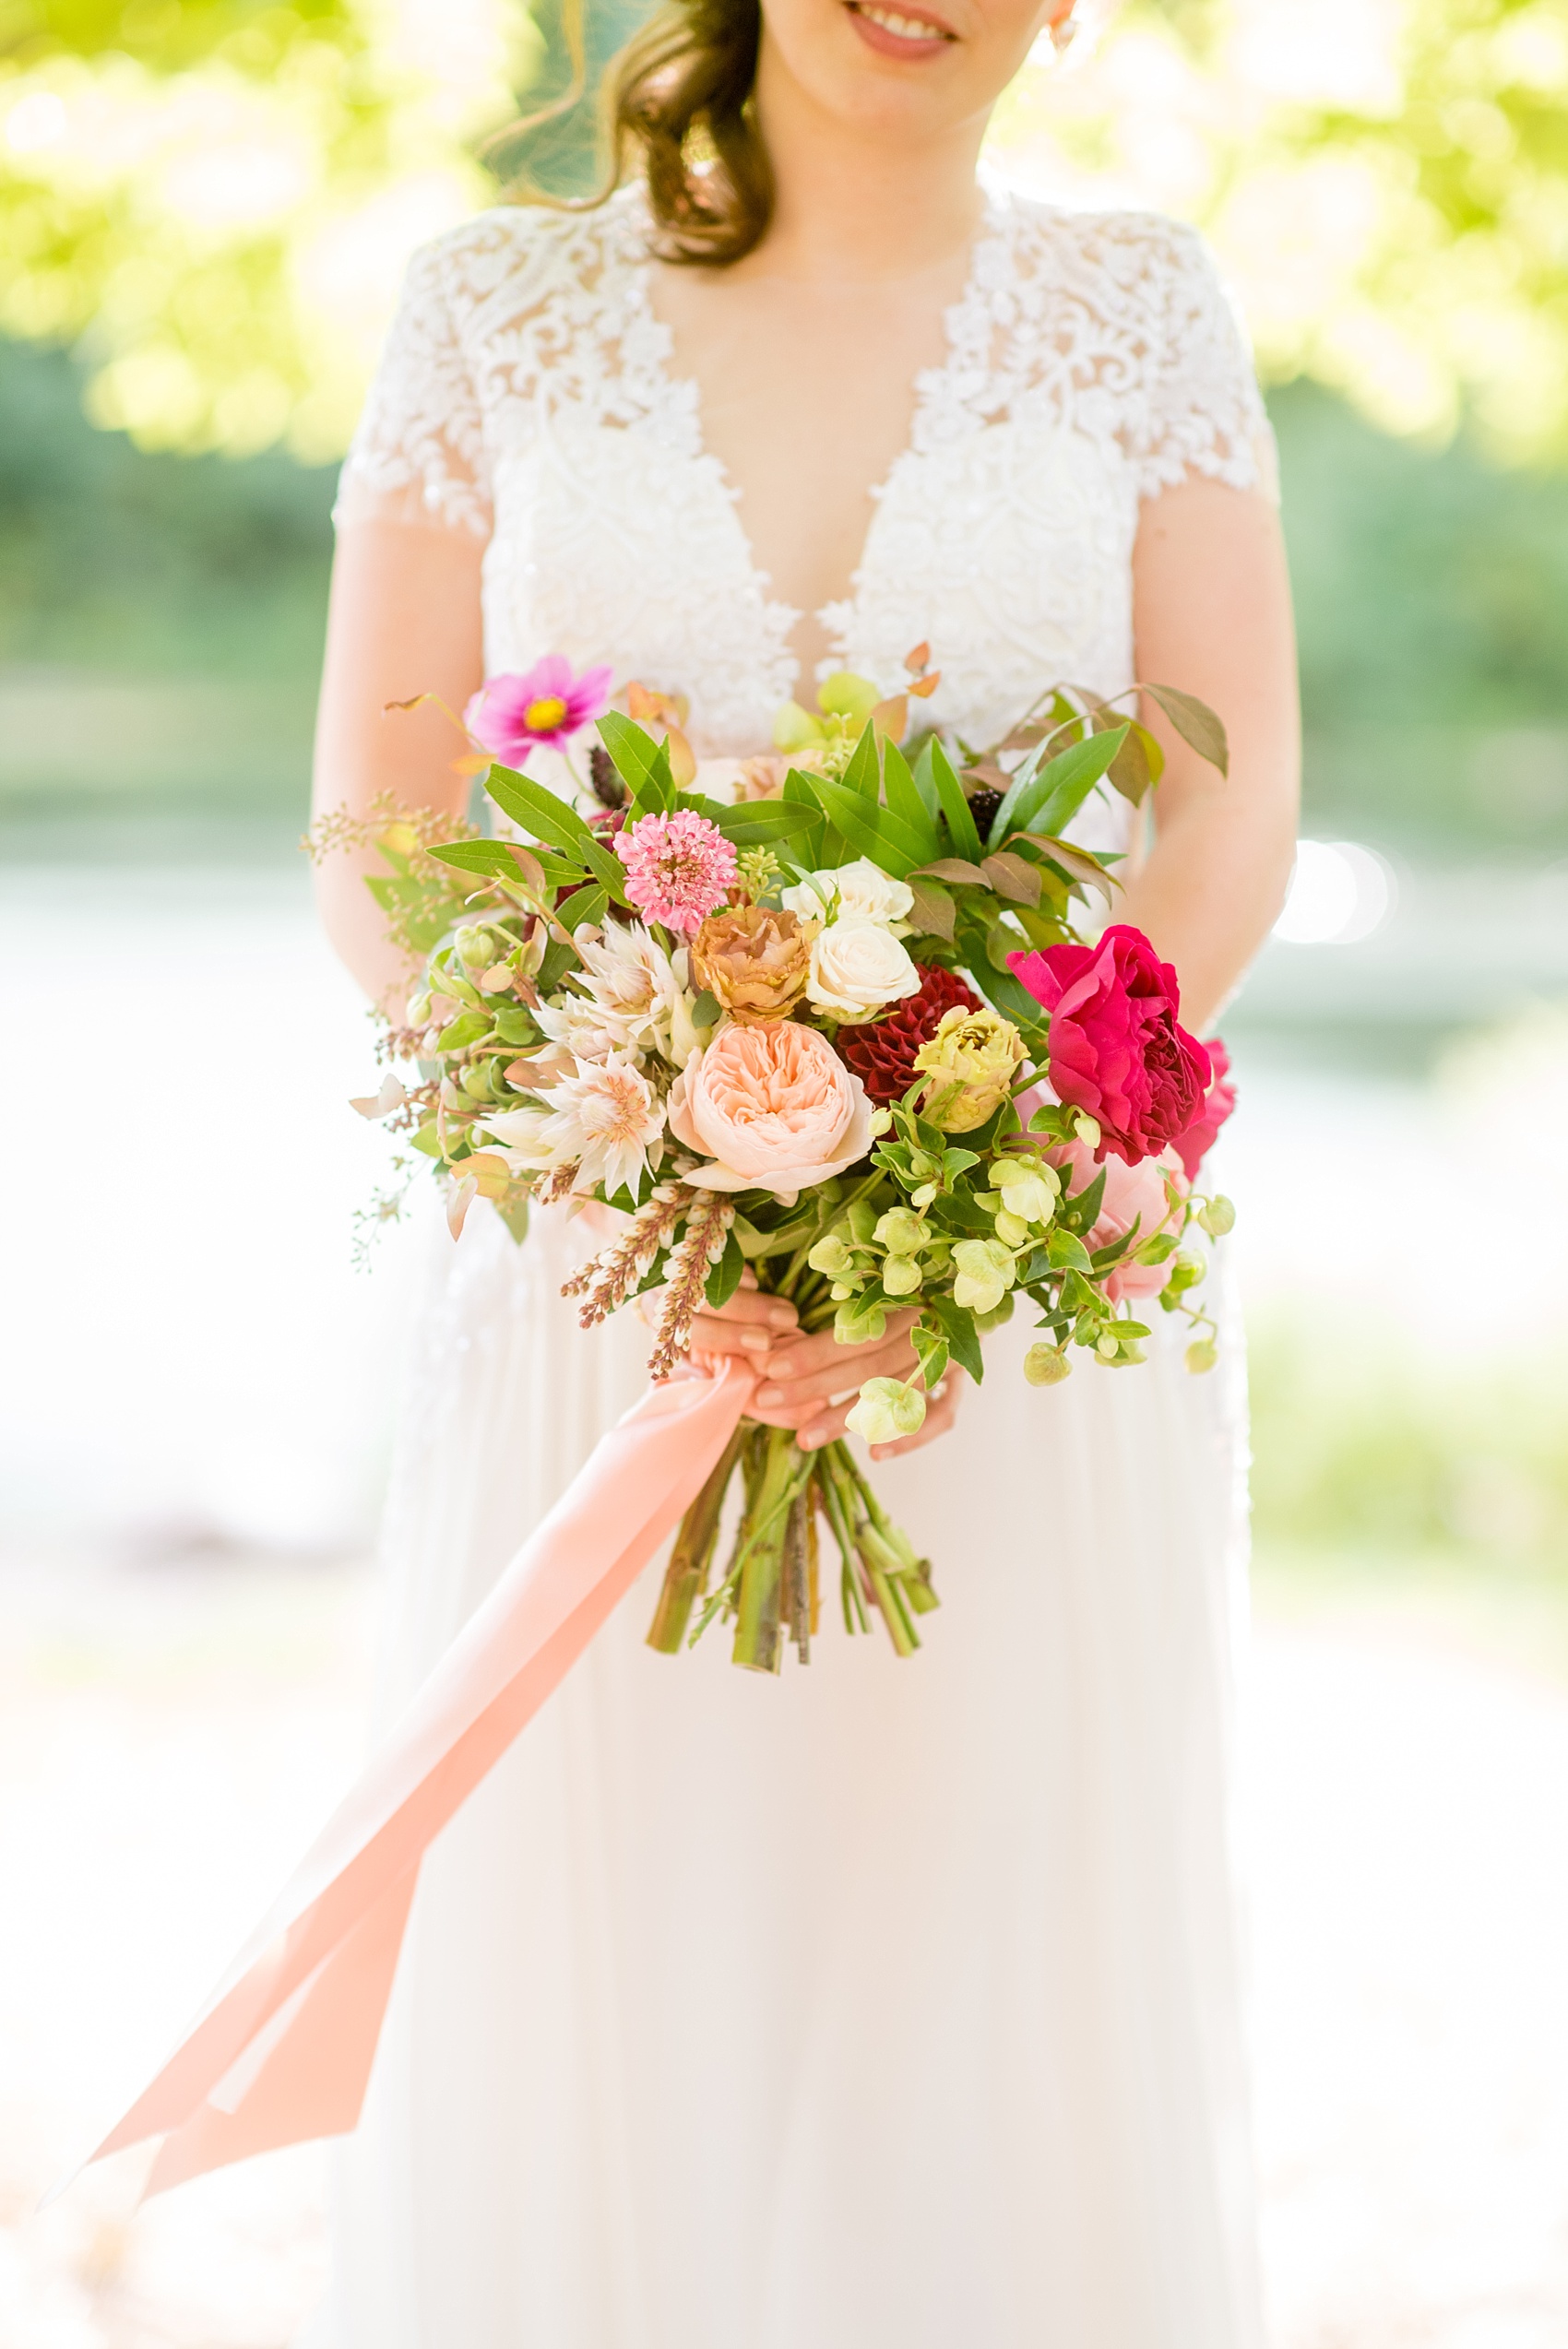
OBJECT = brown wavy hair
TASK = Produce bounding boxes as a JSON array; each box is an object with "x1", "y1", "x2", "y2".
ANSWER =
[{"x1": 489, "y1": 0, "x2": 775, "y2": 267}]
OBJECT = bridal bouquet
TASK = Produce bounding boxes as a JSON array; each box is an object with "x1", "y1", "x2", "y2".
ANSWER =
[{"x1": 331, "y1": 647, "x2": 1235, "y2": 1671}]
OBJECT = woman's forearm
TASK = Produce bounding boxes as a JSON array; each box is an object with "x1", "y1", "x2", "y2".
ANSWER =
[
  {"x1": 1117, "y1": 780, "x2": 1297, "y2": 1034},
  {"x1": 311, "y1": 516, "x2": 485, "y2": 1014},
  {"x1": 1126, "y1": 475, "x2": 1302, "y2": 1033}
]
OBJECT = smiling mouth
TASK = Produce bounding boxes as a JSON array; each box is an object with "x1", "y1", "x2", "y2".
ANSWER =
[{"x1": 846, "y1": 1, "x2": 958, "y2": 54}]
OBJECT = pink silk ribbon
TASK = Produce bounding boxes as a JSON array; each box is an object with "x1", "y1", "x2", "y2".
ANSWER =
[{"x1": 67, "y1": 1358, "x2": 755, "y2": 2201}]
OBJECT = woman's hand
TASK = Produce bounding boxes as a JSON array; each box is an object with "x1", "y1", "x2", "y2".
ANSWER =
[
  {"x1": 750, "y1": 1316, "x2": 965, "y2": 1464},
  {"x1": 680, "y1": 1267, "x2": 801, "y2": 1365},
  {"x1": 669, "y1": 1273, "x2": 963, "y2": 1462}
]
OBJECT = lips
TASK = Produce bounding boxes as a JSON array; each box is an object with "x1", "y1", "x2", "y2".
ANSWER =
[{"x1": 846, "y1": 0, "x2": 957, "y2": 60}]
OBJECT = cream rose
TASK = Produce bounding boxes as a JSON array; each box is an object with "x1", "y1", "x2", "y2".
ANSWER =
[
  {"x1": 805, "y1": 917, "x2": 922, "y2": 1021},
  {"x1": 782, "y1": 858, "x2": 914, "y2": 930},
  {"x1": 667, "y1": 1022, "x2": 875, "y2": 1193}
]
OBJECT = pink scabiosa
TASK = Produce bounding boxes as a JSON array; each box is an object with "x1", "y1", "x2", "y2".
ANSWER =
[
  {"x1": 614, "y1": 809, "x2": 738, "y2": 936},
  {"x1": 464, "y1": 657, "x2": 613, "y2": 760}
]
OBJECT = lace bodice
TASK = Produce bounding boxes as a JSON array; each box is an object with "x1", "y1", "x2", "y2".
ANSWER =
[{"x1": 339, "y1": 182, "x2": 1272, "y2": 848}]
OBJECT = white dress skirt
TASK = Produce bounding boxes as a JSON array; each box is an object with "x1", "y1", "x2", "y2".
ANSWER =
[{"x1": 306, "y1": 177, "x2": 1275, "y2": 2347}]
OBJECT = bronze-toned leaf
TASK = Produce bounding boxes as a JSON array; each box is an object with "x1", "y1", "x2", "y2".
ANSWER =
[
  {"x1": 1107, "y1": 718, "x2": 1165, "y2": 803},
  {"x1": 962, "y1": 760, "x2": 1012, "y2": 792},
  {"x1": 912, "y1": 857, "x2": 990, "y2": 886},
  {"x1": 909, "y1": 670, "x2": 942, "y2": 700},
  {"x1": 870, "y1": 694, "x2": 908, "y2": 742},
  {"x1": 1107, "y1": 725, "x2": 1153, "y2": 804},
  {"x1": 906, "y1": 877, "x2": 956, "y2": 941},
  {"x1": 904, "y1": 640, "x2": 931, "y2": 674},
  {"x1": 1023, "y1": 835, "x2": 1120, "y2": 902},
  {"x1": 1143, "y1": 684, "x2": 1229, "y2": 777},
  {"x1": 980, "y1": 852, "x2": 1042, "y2": 907}
]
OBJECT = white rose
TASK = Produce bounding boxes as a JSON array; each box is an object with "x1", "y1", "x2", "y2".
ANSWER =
[
  {"x1": 806, "y1": 916, "x2": 922, "y2": 1020},
  {"x1": 782, "y1": 858, "x2": 914, "y2": 930}
]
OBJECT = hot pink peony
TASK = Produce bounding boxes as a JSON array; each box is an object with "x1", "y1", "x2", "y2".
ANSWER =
[
  {"x1": 668, "y1": 1022, "x2": 875, "y2": 1192},
  {"x1": 1008, "y1": 923, "x2": 1211, "y2": 1167},
  {"x1": 1051, "y1": 1138, "x2": 1183, "y2": 1304},
  {"x1": 1170, "y1": 1037, "x2": 1236, "y2": 1179},
  {"x1": 465, "y1": 657, "x2": 613, "y2": 759},
  {"x1": 614, "y1": 810, "x2": 738, "y2": 936}
]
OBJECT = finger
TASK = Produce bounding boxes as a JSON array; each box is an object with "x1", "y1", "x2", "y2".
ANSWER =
[
  {"x1": 710, "y1": 1285, "x2": 798, "y2": 1331},
  {"x1": 753, "y1": 1335, "x2": 919, "y2": 1413},
  {"x1": 759, "y1": 1313, "x2": 918, "y2": 1386},
  {"x1": 688, "y1": 1319, "x2": 774, "y2": 1360}
]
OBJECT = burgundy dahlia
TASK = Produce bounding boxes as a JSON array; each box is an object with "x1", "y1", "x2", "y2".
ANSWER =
[{"x1": 837, "y1": 964, "x2": 983, "y2": 1104}]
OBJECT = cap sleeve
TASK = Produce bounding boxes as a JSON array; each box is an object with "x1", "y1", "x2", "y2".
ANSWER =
[
  {"x1": 1134, "y1": 222, "x2": 1278, "y2": 505},
  {"x1": 335, "y1": 235, "x2": 493, "y2": 538}
]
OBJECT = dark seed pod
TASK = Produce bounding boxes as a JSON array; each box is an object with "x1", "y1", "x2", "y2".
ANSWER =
[
  {"x1": 965, "y1": 786, "x2": 1004, "y2": 836},
  {"x1": 589, "y1": 745, "x2": 627, "y2": 810}
]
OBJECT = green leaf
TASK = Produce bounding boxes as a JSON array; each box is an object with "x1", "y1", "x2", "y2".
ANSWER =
[
  {"x1": 497, "y1": 1191, "x2": 531, "y2": 1244},
  {"x1": 841, "y1": 719, "x2": 882, "y2": 802},
  {"x1": 564, "y1": 884, "x2": 609, "y2": 931},
  {"x1": 909, "y1": 738, "x2": 941, "y2": 820},
  {"x1": 881, "y1": 738, "x2": 941, "y2": 852},
  {"x1": 910, "y1": 1323, "x2": 949, "y2": 1392},
  {"x1": 690, "y1": 988, "x2": 722, "y2": 1028},
  {"x1": 705, "y1": 1228, "x2": 745, "y2": 1311},
  {"x1": 1142, "y1": 685, "x2": 1229, "y2": 777},
  {"x1": 429, "y1": 839, "x2": 529, "y2": 881},
  {"x1": 704, "y1": 800, "x2": 821, "y2": 848},
  {"x1": 810, "y1": 771, "x2": 933, "y2": 879},
  {"x1": 780, "y1": 767, "x2": 826, "y2": 866},
  {"x1": 929, "y1": 739, "x2": 983, "y2": 862},
  {"x1": 597, "y1": 712, "x2": 664, "y2": 796},
  {"x1": 1047, "y1": 1229, "x2": 1093, "y2": 1272},
  {"x1": 968, "y1": 944, "x2": 1050, "y2": 1034},
  {"x1": 485, "y1": 765, "x2": 628, "y2": 898},
  {"x1": 435, "y1": 1009, "x2": 489, "y2": 1051},
  {"x1": 626, "y1": 738, "x2": 677, "y2": 817},
  {"x1": 924, "y1": 1292, "x2": 985, "y2": 1384},
  {"x1": 991, "y1": 727, "x2": 1128, "y2": 848},
  {"x1": 1063, "y1": 1167, "x2": 1107, "y2": 1228}
]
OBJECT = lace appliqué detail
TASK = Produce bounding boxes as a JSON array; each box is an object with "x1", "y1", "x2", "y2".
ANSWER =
[{"x1": 339, "y1": 185, "x2": 1273, "y2": 777}]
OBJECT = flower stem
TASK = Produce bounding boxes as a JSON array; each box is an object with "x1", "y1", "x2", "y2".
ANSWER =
[{"x1": 645, "y1": 1424, "x2": 745, "y2": 1655}]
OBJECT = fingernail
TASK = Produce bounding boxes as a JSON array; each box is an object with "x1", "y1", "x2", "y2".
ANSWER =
[
  {"x1": 739, "y1": 1331, "x2": 770, "y2": 1351},
  {"x1": 798, "y1": 1430, "x2": 823, "y2": 1451},
  {"x1": 768, "y1": 1306, "x2": 796, "y2": 1327},
  {"x1": 755, "y1": 1386, "x2": 783, "y2": 1407}
]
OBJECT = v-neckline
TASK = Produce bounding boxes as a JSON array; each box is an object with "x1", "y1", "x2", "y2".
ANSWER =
[{"x1": 625, "y1": 188, "x2": 1009, "y2": 694}]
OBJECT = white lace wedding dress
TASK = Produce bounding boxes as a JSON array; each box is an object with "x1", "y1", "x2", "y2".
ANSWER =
[{"x1": 306, "y1": 180, "x2": 1271, "y2": 2349}]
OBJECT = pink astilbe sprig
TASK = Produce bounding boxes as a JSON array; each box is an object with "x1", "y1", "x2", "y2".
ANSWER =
[
  {"x1": 561, "y1": 1182, "x2": 695, "y2": 1327},
  {"x1": 647, "y1": 1192, "x2": 737, "y2": 1380},
  {"x1": 614, "y1": 810, "x2": 738, "y2": 936}
]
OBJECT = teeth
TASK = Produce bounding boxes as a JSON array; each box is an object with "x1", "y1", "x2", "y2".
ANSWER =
[{"x1": 857, "y1": 3, "x2": 949, "y2": 37}]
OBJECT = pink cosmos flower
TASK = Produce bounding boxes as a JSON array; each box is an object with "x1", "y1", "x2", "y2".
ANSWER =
[
  {"x1": 464, "y1": 657, "x2": 613, "y2": 760},
  {"x1": 614, "y1": 810, "x2": 738, "y2": 936}
]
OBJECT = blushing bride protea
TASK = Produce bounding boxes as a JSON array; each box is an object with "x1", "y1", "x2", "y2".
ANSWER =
[{"x1": 485, "y1": 1058, "x2": 666, "y2": 1200}]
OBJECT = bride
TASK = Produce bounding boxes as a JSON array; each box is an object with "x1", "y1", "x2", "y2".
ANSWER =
[{"x1": 308, "y1": 0, "x2": 1299, "y2": 2336}]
